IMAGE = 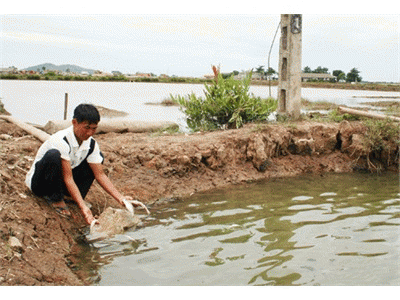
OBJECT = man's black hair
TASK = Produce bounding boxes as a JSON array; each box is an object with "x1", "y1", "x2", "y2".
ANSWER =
[{"x1": 73, "y1": 104, "x2": 100, "y2": 124}]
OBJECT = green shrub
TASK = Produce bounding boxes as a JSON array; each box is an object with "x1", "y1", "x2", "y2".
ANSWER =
[
  {"x1": 328, "y1": 108, "x2": 361, "y2": 122},
  {"x1": 0, "y1": 74, "x2": 19, "y2": 80},
  {"x1": 73, "y1": 76, "x2": 86, "y2": 81},
  {"x1": 26, "y1": 74, "x2": 41, "y2": 80},
  {"x1": 169, "y1": 77, "x2": 185, "y2": 83},
  {"x1": 172, "y1": 72, "x2": 277, "y2": 131},
  {"x1": 135, "y1": 77, "x2": 159, "y2": 82},
  {"x1": 111, "y1": 75, "x2": 127, "y2": 81}
]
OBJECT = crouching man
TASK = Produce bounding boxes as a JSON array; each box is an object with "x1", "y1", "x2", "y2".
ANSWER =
[{"x1": 25, "y1": 104, "x2": 131, "y2": 224}]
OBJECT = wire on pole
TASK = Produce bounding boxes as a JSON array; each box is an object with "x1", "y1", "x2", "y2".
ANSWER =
[{"x1": 268, "y1": 21, "x2": 281, "y2": 98}]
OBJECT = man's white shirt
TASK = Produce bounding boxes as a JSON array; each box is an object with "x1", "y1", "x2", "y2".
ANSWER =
[{"x1": 25, "y1": 126, "x2": 103, "y2": 190}]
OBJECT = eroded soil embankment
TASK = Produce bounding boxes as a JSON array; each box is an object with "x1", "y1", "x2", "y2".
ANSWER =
[
  {"x1": 91, "y1": 120, "x2": 398, "y2": 209},
  {"x1": 0, "y1": 120, "x2": 398, "y2": 285}
]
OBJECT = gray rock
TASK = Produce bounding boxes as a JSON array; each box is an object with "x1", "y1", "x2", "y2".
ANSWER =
[
  {"x1": 86, "y1": 207, "x2": 141, "y2": 243},
  {"x1": 9, "y1": 236, "x2": 23, "y2": 252},
  {"x1": 0, "y1": 134, "x2": 12, "y2": 140}
]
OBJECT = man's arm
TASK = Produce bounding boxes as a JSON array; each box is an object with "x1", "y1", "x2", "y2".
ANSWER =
[
  {"x1": 89, "y1": 163, "x2": 127, "y2": 206},
  {"x1": 61, "y1": 159, "x2": 95, "y2": 224}
]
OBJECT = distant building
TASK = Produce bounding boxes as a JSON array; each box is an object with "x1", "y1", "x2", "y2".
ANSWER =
[
  {"x1": 252, "y1": 73, "x2": 263, "y2": 80},
  {"x1": 135, "y1": 72, "x2": 152, "y2": 78},
  {"x1": 21, "y1": 70, "x2": 38, "y2": 75},
  {"x1": 301, "y1": 73, "x2": 335, "y2": 82},
  {"x1": 124, "y1": 72, "x2": 153, "y2": 79},
  {"x1": 233, "y1": 70, "x2": 262, "y2": 80},
  {"x1": 112, "y1": 71, "x2": 123, "y2": 76},
  {"x1": 0, "y1": 66, "x2": 18, "y2": 74},
  {"x1": 93, "y1": 70, "x2": 112, "y2": 77}
]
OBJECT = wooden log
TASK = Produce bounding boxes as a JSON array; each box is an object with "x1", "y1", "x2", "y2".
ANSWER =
[
  {"x1": 43, "y1": 119, "x2": 179, "y2": 135},
  {"x1": 338, "y1": 106, "x2": 400, "y2": 122},
  {"x1": 64, "y1": 93, "x2": 68, "y2": 120},
  {"x1": 96, "y1": 119, "x2": 179, "y2": 134},
  {"x1": 0, "y1": 115, "x2": 50, "y2": 142}
]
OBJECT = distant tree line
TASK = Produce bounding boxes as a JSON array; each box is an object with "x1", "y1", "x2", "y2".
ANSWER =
[
  {"x1": 221, "y1": 66, "x2": 278, "y2": 80},
  {"x1": 221, "y1": 65, "x2": 362, "y2": 83},
  {"x1": 303, "y1": 66, "x2": 362, "y2": 83}
]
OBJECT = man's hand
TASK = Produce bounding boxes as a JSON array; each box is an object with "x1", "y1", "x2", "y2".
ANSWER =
[
  {"x1": 121, "y1": 196, "x2": 133, "y2": 209},
  {"x1": 81, "y1": 204, "x2": 95, "y2": 225},
  {"x1": 122, "y1": 195, "x2": 133, "y2": 202}
]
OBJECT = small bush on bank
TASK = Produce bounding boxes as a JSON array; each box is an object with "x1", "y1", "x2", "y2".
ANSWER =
[
  {"x1": 360, "y1": 118, "x2": 400, "y2": 172},
  {"x1": 363, "y1": 119, "x2": 400, "y2": 152},
  {"x1": 172, "y1": 71, "x2": 277, "y2": 131},
  {"x1": 0, "y1": 98, "x2": 7, "y2": 114},
  {"x1": 328, "y1": 109, "x2": 361, "y2": 122}
]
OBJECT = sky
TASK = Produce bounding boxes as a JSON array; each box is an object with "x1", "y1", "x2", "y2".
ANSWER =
[{"x1": 1, "y1": 2, "x2": 399, "y2": 82}]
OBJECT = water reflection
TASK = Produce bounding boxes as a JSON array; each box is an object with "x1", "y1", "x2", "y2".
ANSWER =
[{"x1": 73, "y1": 172, "x2": 399, "y2": 286}]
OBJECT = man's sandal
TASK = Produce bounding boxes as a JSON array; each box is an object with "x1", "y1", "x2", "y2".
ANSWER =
[
  {"x1": 44, "y1": 197, "x2": 72, "y2": 218},
  {"x1": 52, "y1": 204, "x2": 72, "y2": 219}
]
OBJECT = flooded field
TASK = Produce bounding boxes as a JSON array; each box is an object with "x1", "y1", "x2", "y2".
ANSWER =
[
  {"x1": 73, "y1": 172, "x2": 400, "y2": 286},
  {"x1": 1, "y1": 80, "x2": 399, "y2": 127}
]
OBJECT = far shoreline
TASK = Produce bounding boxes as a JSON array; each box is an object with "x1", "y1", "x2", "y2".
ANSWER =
[{"x1": 1, "y1": 75, "x2": 399, "y2": 92}]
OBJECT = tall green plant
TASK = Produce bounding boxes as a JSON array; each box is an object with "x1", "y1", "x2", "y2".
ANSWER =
[{"x1": 172, "y1": 72, "x2": 277, "y2": 131}]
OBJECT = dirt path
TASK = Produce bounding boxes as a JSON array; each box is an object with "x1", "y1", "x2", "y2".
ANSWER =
[{"x1": 0, "y1": 118, "x2": 398, "y2": 285}]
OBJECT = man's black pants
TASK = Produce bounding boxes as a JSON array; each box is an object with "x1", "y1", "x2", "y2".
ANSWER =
[{"x1": 31, "y1": 149, "x2": 96, "y2": 203}]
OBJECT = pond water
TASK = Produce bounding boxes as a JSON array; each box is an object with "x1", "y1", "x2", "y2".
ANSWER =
[
  {"x1": 73, "y1": 172, "x2": 400, "y2": 286},
  {"x1": 1, "y1": 80, "x2": 399, "y2": 129}
]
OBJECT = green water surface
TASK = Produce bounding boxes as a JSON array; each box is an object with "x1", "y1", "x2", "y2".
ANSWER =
[{"x1": 75, "y1": 172, "x2": 400, "y2": 286}]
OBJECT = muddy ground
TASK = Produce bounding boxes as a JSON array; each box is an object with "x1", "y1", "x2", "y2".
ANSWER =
[{"x1": 0, "y1": 118, "x2": 398, "y2": 285}]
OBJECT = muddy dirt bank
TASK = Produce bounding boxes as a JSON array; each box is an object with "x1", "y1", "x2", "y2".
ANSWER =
[{"x1": 0, "y1": 119, "x2": 398, "y2": 285}]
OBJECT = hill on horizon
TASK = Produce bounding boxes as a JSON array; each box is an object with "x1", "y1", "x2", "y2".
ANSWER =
[{"x1": 24, "y1": 63, "x2": 96, "y2": 74}]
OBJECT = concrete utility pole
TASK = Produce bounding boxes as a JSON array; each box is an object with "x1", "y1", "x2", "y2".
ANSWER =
[{"x1": 277, "y1": 14, "x2": 302, "y2": 119}]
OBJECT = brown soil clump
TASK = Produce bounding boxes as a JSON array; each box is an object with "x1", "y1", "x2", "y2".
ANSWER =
[{"x1": 0, "y1": 118, "x2": 398, "y2": 285}]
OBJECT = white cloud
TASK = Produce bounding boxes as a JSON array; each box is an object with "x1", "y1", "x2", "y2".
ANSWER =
[{"x1": 2, "y1": 31, "x2": 94, "y2": 47}]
